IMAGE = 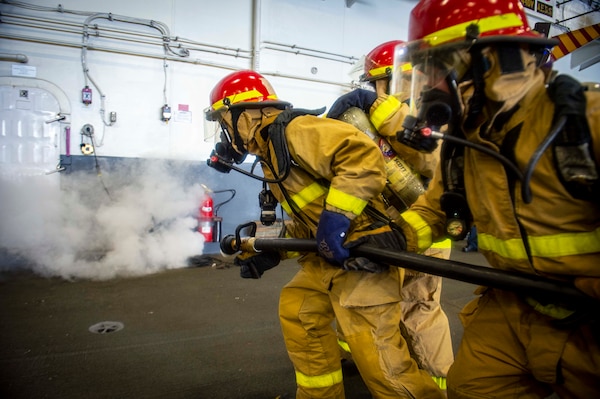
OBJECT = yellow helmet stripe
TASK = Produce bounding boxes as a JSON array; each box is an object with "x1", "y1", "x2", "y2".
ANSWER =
[
  {"x1": 368, "y1": 63, "x2": 411, "y2": 78},
  {"x1": 212, "y1": 89, "x2": 278, "y2": 111},
  {"x1": 424, "y1": 13, "x2": 525, "y2": 47}
]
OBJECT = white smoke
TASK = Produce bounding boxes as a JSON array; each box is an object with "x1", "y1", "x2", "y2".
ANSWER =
[{"x1": 0, "y1": 159, "x2": 206, "y2": 280}]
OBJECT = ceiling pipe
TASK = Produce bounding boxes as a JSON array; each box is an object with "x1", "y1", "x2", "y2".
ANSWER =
[
  {"x1": 2, "y1": 12, "x2": 251, "y2": 59},
  {"x1": 0, "y1": 4, "x2": 352, "y2": 88},
  {"x1": 251, "y1": 0, "x2": 261, "y2": 70},
  {"x1": 263, "y1": 41, "x2": 358, "y2": 61},
  {"x1": 0, "y1": 32, "x2": 242, "y2": 71},
  {"x1": 261, "y1": 45, "x2": 358, "y2": 65},
  {"x1": 262, "y1": 40, "x2": 358, "y2": 64},
  {"x1": 0, "y1": 52, "x2": 29, "y2": 63}
]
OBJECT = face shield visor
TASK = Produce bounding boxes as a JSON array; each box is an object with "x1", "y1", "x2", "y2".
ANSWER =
[
  {"x1": 388, "y1": 44, "x2": 413, "y2": 102},
  {"x1": 203, "y1": 104, "x2": 225, "y2": 144},
  {"x1": 204, "y1": 104, "x2": 248, "y2": 173},
  {"x1": 393, "y1": 40, "x2": 471, "y2": 151},
  {"x1": 409, "y1": 40, "x2": 471, "y2": 121}
]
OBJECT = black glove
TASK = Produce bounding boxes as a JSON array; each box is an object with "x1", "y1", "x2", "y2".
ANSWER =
[
  {"x1": 327, "y1": 89, "x2": 378, "y2": 120},
  {"x1": 234, "y1": 251, "x2": 281, "y2": 279},
  {"x1": 548, "y1": 75, "x2": 586, "y2": 121},
  {"x1": 342, "y1": 257, "x2": 388, "y2": 273},
  {"x1": 547, "y1": 75, "x2": 589, "y2": 144},
  {"x1": 342, "y1": 227, "x2": 406, "y2": 273}
]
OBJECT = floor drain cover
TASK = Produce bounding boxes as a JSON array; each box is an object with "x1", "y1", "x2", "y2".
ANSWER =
[{"x1": 88, "y1": 321, "x2": 124, "y2": 334}]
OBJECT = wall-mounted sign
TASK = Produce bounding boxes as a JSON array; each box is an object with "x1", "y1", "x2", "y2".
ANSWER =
[
  {"x1": 12, "y1": 64, "x2": 37, "y2": 77},
  {"x1": 522, "y1": 0, "x2": 556, "y2": 22}
]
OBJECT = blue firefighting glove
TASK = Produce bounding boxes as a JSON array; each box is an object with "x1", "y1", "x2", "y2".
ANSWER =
[
  {"x1": 234, "y1": 251, "x2": 281, "y2": 279},
  {"x1": 326, "y1": 89, "x2": 378, "y2": 120},
  {"x1": 316, "y1": 210, "x2": 351, "y2": 265}
]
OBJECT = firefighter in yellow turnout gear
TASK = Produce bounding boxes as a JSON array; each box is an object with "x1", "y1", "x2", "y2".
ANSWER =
[
  {"x1": 394, "y1": 0, "x2": 600, "y2": 397},
  {"x1": 205, "y1": 70, "x2": 445, "y2": 399},
  {"x1": 327, "y1": 40, "x2": 454, "y2": 386}
]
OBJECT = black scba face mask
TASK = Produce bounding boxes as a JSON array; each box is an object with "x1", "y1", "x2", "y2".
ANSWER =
[
  {"x1": 398, "y1": 84, "x2": 456, "y2": 153},
  {"x1": 206, "y1": 109, "x2": 248, "y2": 173}
]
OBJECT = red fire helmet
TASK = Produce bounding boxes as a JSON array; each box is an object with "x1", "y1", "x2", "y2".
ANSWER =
[
  {"x1": 408, "y1": 0, "x2": 557, "y2": 49},
  {"x1": 361, "y1": 40, "x2": 409, "y2": 82},
  {"x1": 206, "y1": 70, "x2": 289, "y2": 121}
]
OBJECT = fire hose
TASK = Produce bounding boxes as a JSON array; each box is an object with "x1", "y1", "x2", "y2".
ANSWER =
[{"x1": 221, "y1": 224, "x2": 598, "y2": 308}]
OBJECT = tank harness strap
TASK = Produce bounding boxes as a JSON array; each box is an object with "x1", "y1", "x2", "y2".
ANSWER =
[
  {"x1": 547, "y1": 75, "x2": 599, "y2": 201},
  {"x1": 265, "y1": 107, "x2": 326, "y2": 178}
]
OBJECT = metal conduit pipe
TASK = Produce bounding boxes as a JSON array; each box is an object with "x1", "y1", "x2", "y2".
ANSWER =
[
  {"x1": 1, "y1": 7, "x2": 353, "y2": 88},
  {"x1": 83, "y1": 13, "x2": 171, "y2": 36},
  {"x1": 175, "y1": 38, "x2": 252, "y2": 55},
  {"x1": 261, "y1": 45, "x2": 357, "y2": 65},
  {"x1": 3, "y1": 6, "x2": 358, "y2": 68},
  {"x1": 4, "y1": 17, "x2": 171, "y2": 50},
  {"x1": 0, "y1": 52, "x2": 28, "y2": 63},
  {"x1": 251, "y1": 0, "x2": 261, "y2": 70},
  {"x1": 1, "y1": 12, "x2": 83, "y2": 30},
  {"x1": 3, "y1": 12, "x2": 253, "y2": 57},
  {"x1": 2, "y1": 13, "x2": 160, "y2": 44},
  {"x1": 0, "y1": 33, "x2": 245, "y2": 71},
  {"x1": 81, "y1": 12, "x2": 187, "y2": 58},
  {"x1": 3, "y1": 18, "x2": 248, "y2": 58},
  {"x1": 1, "y1": 18, "x2": 81, "y2": 37},
  {"x1": 5, "y1": 12, "x2": 169, "y2": 46},
  {"x1": 262, "y1": 40, "x2": 358, "y2": 63},
  {"x1": 87, "y1": 26, "x2": 248, "y2": 58},
  {"x1": 1, "y1": 33, "x2": 351, "y2": 87},
  {"x1": 260, "y1": 70, "x2": 353, "y2": 88}
]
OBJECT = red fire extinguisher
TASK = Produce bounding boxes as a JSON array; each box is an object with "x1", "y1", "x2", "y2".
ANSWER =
[{"x1": 198, "y1": 186, "x2": 214, "y2": 242}]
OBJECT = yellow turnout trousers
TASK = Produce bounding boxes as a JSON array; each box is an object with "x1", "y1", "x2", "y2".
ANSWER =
[
  {"x1": 400, "y1": 242, "x2": 454, "y2": 379},
  {"x1": 279, "y1": 253, "x2": 445, "y2": 399},
  {"x1": 448, "y1": 288, "x2": 600, "y2": 398}
]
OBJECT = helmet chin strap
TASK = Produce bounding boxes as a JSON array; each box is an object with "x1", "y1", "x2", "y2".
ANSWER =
[
  {"x1": 463, "y1": 46, "x2": 487, "y2": 131},
  {"x1": 228, "y1": 107, "x2": 249, "y2": 160}
]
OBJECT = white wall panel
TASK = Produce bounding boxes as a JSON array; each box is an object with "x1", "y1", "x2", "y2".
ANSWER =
[{"x1": 0, "y1": 0, "x2": 598, "y2": 162}]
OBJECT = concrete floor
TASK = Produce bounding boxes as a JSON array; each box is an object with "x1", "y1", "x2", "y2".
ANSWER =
[{"x1": 0, "y1": 241, "x2": 487, "y2": 399}]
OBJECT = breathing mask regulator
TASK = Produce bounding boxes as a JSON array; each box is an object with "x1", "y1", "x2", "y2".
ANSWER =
[{"x1": 398, "y1": 84, "x2": 456, "y2": 153}]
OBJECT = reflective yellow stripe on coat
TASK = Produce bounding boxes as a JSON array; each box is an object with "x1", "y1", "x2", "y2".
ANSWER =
[
  {"x1": 478, "y1": 227, "x2": 600, "y2": 260},
  {"x1": 371, "y1": 96, "x2": 401, "y2": 131},
  {"x1": 401, "y1": 209, "x2": 433, "y2": 252},
  {"x1": 327, "y1": 187, "x2": 368, "y2": 216},
  {"x1": 281, "y1": 182, "x2": 327, "y2": 214},
  {"x1": 430, "y1": 238, "x2": 452, "y2": 249}
]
